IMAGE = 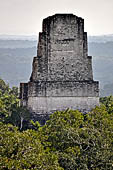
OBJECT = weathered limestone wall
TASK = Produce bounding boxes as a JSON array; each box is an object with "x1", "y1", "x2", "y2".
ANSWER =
[
  {"x1": 20, "y1": 14, "x2": 99, "y2": 120},
  {"x1": 20, "y1": 83, "x2": 28, "y2": 106},
  {"x1": 28, "y1": 81, "x2": 99, "y2": 97},
  {"x1": 28, "y1": 97, "x2": 99, "y2": 114},
  {"x1": 30, "y1": 14, "x2": 93, "y2": 82},
  {"x1": 47, "y1": 15, "x2": 93, "y2": 81}
]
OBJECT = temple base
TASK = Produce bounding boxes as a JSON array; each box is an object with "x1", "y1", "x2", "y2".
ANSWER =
[{"x1": 28, "y1": 96, "x2": 99, "y2": 114}]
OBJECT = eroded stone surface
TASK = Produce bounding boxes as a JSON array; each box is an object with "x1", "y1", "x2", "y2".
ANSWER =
[{"x1": 20, "y1": 14, "x2": 99, "y2": 122}]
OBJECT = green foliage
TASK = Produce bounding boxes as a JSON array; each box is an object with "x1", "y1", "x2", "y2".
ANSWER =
[
  {"x1": 0, "y1": 106, "x2": 113, "y2": 169},
  {"x1": 0, "y1": 122, "x2": 63, "y2": 170},
  {"x1": 100, "y1": 95, "x2": 113, "y2": 114},
  {"x1": 30, "y1": 120, "x2": 41, "y2": 130},
  {"x1": 0, "y1": 78, "x2": 31, "y2": 130},
  {"x1": 0, "y1": 78, "x2": 9, "y2": 94},
  {"x1": 7, "y1": 106, "x2": 31, "y2": 130},
  {"x1": 0, "y1": 78, "x2": 19, "y2": 120},
  {"x1": 0, "y1": 78, "x2": 113, "y2": 169},
  {"x1": 40, "y1": 108, "x2": 113, "y2": 170}
]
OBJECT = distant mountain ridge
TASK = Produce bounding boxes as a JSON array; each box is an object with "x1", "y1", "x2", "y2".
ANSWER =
[
  {"x1": 0, "y1": 35, "x2": 38, "y2": 41},
  {"x1": 0, "y1": 40, "x2": 37, "y2": 49},
  {"x1": 1, "y1": 34, "x2": 113, "y2": 42},
  {"x1": 88, "y1": 34, "x2": 113, "y2": 43}
]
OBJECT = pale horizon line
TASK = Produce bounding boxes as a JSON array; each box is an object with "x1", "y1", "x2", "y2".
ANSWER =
[{"x1": 0, "y1": 33, "x2": 113, "y2": 37}]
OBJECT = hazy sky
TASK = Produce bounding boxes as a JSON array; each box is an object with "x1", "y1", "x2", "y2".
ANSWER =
[{"x1": 0, "y1": 0, "x2": 113, "y2": 35}]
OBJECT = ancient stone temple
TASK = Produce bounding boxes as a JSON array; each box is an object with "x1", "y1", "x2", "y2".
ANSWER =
[{"x1": 20, "y1": 14, "x2": 99, "y2": 123}]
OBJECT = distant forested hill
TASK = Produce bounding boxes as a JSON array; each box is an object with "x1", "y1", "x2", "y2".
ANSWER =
[
  {"x1": 0, "y1": 35, "x2": 113, "y2": 96},
  {"x1": 0, "y1": 47, "x2": 37, "y2": 86},
  {"x1": 88, "y1": 37, "x2": 113, "y2": 96},
  {"x1": 0, "y1": 40, "x2": 37, "y2": 49}
]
